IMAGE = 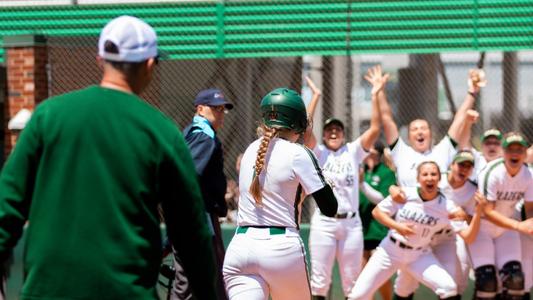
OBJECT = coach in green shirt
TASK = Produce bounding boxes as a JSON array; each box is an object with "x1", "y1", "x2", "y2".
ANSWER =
[{"x1": 0, "y1": 16, "x2": 216, "y2": 299}]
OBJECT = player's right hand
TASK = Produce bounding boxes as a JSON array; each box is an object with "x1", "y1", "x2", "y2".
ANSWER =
[
  {"x1": 389, "y1": 185, "x2": 407, "y2": 204},
  {"x1": 395, "y1": 223, "x2": 415, "y2": 237},
  {"x1": 364, "y1": 65, "x2": 389, "y2": 95}
]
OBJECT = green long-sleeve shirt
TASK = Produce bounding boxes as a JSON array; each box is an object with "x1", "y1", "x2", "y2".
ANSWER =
[{"x1": 0, "y1": 86, "x2": 216, "y2": 299}]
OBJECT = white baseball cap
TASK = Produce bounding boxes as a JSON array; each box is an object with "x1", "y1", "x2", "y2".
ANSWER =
[{"x1": 98, "y1": 15, "x2": 158, "y2": 62}]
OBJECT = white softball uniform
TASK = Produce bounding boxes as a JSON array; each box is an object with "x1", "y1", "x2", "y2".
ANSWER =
[
  {"x1": 223, "y1": 137, "x2": 327, "y2": 300},
  {"x1": 471, "y1": 148, "x2": 488, "y2": 182},
  {"x1": 390, "y1": 136, "x2": 456, "y2": 187},
  {"x1": 309, "y1": 138, "x2": 368, "y2": 296},
  {"x1": 468, "y1": 159, "x2": 533, "y2": 270},
  {"x1": 347, "y1": 187, "x2": 461, "y2": 300},
  {"x1": 394, "y1": 175, "x2": 477, "y2": 296}
]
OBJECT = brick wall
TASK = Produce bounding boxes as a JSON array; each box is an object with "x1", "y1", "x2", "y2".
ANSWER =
[{"x1": 4, "y1": 35, "x2": 48, "y2": 157}]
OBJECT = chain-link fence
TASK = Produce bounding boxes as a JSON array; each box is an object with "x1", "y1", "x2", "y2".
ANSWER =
[
  {"x1": 1, "y1": 0, "x2": 533, "y2": 223},
  {"x1": 44, "y1": 35, "x2": 533, "y2": 222}
]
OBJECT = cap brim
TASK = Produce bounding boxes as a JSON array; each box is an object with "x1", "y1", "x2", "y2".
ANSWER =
[
  {"x1": 208, "y1": 98, "x2": 233, "y2": 110},
  {"x1": 323, "y1": 119, "x2": 344, "y2": 130},
  {"x1": 504, "y1": 140, "x2": 529, "y2": 148},
  {"x1": 454, "y1": 157, "x2": 474, "y2": 164}
]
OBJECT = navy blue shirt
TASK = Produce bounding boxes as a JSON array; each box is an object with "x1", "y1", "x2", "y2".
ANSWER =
[{"x1": 183, "y1": 116, "x2": 228, "y2": 217}]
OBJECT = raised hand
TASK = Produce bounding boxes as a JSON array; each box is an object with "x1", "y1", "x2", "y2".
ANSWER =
[
  {"x1": 468, "y1": 68, "x2": 487, "y2": 93},
  {"x1": 364, "y1": 65, "x2": 390, "y2": 95},
  {"x1": 465, "y1": 109, "x2": 480, "y2": 124},
  {"x1": 305, "y1": 76, "x2": 322, "y2": 97},
  {"x1": 389, "y1": 185, "x2": 407, "y2": 204}
]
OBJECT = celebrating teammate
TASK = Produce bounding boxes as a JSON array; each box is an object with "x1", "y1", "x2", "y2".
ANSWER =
[
  {"x1": 347, "y1": 161, "x2": 485, "y2": 300},
  {"x1": 394, "y1": 150, "x2": 484, "y2": 298},
  {"x1": 373, "y1": 66, "x2": 484, "y2": 299},
  {"x1": 222, "y1": 88, "x2": 338, "y2": 300},
  {"x1": 470, "y1": 132, "x2": 533, "y2": 300},
  {"x1": 304, "y1": 67, "x2": 384, "y2": 299}
]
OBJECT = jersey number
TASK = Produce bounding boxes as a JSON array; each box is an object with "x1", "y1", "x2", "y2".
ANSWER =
[{"x1": 421, "y1": 228, "x2": 430, "y2": 238}]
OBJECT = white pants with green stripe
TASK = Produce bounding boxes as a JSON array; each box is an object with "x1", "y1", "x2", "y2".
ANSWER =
[{"x1": 223, "y1": 227, "x2": 311, "y2": 300}]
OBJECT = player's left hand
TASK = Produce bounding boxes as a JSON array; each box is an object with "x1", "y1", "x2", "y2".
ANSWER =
[
  {"x1": 474, "y1": 192, "x2": 487, "y2": 209},
  {"x1": 449, "y1": 207, "x2": 468, "y2": 221},
  {"x1": 389, "y1": 185, "x2": 407, "y2": 204}
]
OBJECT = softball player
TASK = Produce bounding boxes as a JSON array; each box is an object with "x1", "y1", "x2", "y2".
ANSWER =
[
  {"x1": 394, "y1": 150, "x2": 481, "y2": 298},
  {"x1": 376, "y1": 68, "x2": 483, "y2": 299},
  {"x1": 304, "y1": 66, "x2": 384, "y2": 299},
  {"x1": 222, "y1": 88, "x2": 338, "y2": 300},
  {"x1": 469, "y1": 133, "x2": 533, "y2": 300},
  {"x1": 470, "y1": 129, "x2": 503, "y2": 180},
  {"x1": 347, "y1": 161, "x2": 484, "y2": 300}
]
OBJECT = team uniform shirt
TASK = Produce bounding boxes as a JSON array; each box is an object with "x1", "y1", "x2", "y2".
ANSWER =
[
  {"x1": 478, "y1": 158, "x2": 533, "y2": 236},
  {"x1": 378, "y1": 187, "x2": 462, "y2": 250},
  {"x1": 471, "y1": 148, "x2": 488, "y2": 181},
  {"x1": 390, "y1": 136, "x2": 457, "y2": 187},
  {"x1": 238, "y1": 137, "x2": 327, "y2": 228},
  {"x1": 439, "y1": 173, "x2": 477, "y2": 216},
  {"x1": 313, "y1": 138, "x2": 368, "y2": 216}
]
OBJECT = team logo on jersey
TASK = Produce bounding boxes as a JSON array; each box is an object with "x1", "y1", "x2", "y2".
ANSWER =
[
  {"x1": 496, "y1": 191, "x2": 525, "y2": 201},
  {"x1": 398, "y1": 209, "x2": 439, "y2": 226}
]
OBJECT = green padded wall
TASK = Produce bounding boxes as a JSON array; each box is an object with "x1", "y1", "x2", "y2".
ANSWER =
[{"x1": 0, "y1": 0, "x2": 532, "y2": 62}]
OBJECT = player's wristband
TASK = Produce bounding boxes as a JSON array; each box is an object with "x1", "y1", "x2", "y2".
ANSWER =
[{"x1": 468, "y1": 91, "x2": 478, "y2": 98}]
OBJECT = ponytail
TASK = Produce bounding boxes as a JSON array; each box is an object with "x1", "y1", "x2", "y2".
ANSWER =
[{"x1": 249, "y1": 126, "x2": 278, "y2": 205}]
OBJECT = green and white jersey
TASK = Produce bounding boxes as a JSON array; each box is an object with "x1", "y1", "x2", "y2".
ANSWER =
[
  {"x1": 479, "y1": 158, "x2": 533, "y2": 218},
  {"x1": 313, "y1": 138, "x2": 368, "y2": 215},
  {"x1": 390, "y1": 136, "x2": 456, "y2": 187},
  {"x1": 238, "y1": 137, "x2": 327, "y2": 228},
  {"x1": 378, "y1": 187, "x2": 458, "y2": 249}
]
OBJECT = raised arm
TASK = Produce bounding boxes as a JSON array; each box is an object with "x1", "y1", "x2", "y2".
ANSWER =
[
  {"x1": 457, "y1": 192, "x2": 485, "y2": 244},
  {"x1": 367, "y1": 65, "x2": 398, "y2": 146},
  {"x1": 359, "y1": 65, "x2": 386, "y2": 150},
  {"x1": 448, "y1": 69, "x2": 486, "y2": 146},
  {"x1": 303, "y1": 76, "x2": 322, "y2": 149}
]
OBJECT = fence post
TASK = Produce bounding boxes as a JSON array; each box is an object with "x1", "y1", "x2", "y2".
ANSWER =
[{"x1": 3, "y1": 34, "x2": 48, "y2": 157}]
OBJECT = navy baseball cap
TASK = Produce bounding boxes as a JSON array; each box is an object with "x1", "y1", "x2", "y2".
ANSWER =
[{"x1": 194, "y1": 88, "x2": 234, "y2": 110}]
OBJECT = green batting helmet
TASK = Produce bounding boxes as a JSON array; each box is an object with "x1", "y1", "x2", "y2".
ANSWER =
[{"x1": 260, "y1": 88, "x2": 308, "y2": 133}]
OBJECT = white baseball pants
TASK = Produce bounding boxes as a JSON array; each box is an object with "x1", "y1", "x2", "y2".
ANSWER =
[
  {"x1": 223, "y1": 227, "x2": 311, "y2": 300},
  {"x1": 309, "y1": 212, "x2": 364, "y2": 297},
  {"x1": 347, "y1": 238, "x2": 457, "y2": 300}
]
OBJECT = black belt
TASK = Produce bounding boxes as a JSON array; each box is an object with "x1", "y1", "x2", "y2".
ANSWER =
[
  {"x1": 389, "y1": 236, "x2": 422, "y2": 250},
  {"x1": 323, "y1": 211, "x2": 357, "y2": 219},
  {"x1": 434, "y1": 228, "x2": 452, "y2": 235}
]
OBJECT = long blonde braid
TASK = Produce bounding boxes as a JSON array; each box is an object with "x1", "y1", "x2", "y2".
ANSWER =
[{"x1": 249, "y1": 126, "x2": 278, "y2": 205}]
